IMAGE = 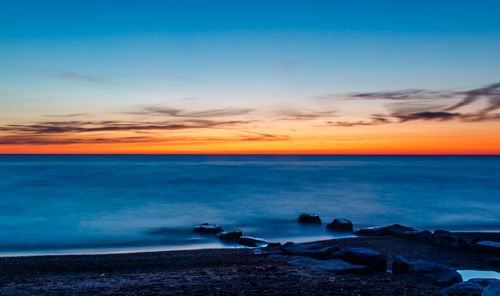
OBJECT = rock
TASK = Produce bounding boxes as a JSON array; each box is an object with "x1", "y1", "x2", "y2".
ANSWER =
[
  {"x1": 470, "y1": 241, "x2": 500, "y2": 255},
  {"x1": 326, "y1": 218, "x2": 353, "y2": 231},
  {"x1": 438, "y1": 282, "x2": 483, "y2": 296},
  {"x1": 432, "y1": 230, "x2": 469, "y2": 249},
  {"x1": 280, "y1": 242, "x2": 339, "y2": 259},
  {"x1": 392, "y1": 255, "x2": 411, "y2": 274},
  {"x1": 354, "y1": 224, "x2": 417, "y2": 237},
  {"x1": 331, "y1": 247, "x2": 387, "y2": 271},
  {"x1": 298, "y1": 214, "x2": 321, "y2": 224},
  {"x1": 193, "y1": 223, "x2": 222, "y2": 234},
  {"x1": 482, "y1": 281, "x2": 500, "y2": 296},
  {"x1": 415, "y1": 230, "x2": 433, "y2": 242},
  {"x1": 238, "y1": 236, "x2": 268, "y2": 247},
  {"x1": 408, "y1": 259, "x2": 463, "y2": 285},
  {"x1": 467, "y1": 279, "x2": 499, "y2": 288},
  {"x1": 288, "y1": 258, "x2": 370, "y2": 274},
  {"x1": 267, "y1": 242, "x2": 282, "y2": 248},
  {"x1": 216, "y1": 231, "x2": 242, "y2": 242}
]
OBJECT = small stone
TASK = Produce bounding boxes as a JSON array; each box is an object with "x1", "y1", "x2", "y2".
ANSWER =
[
  {"x1": 298, "y1": 214, "x2": 322, "y2": 224},
  {"x1": 331, "y1": 247, "x2": 387, "y2": 272},
  {"x1": 392, "y1": 256, "x2": 411, "y2": 274}
]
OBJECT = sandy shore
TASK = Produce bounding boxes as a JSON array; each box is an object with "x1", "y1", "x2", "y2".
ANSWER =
[{"x1": 0, "y1": 233, "x2": 499, "y2": 295}]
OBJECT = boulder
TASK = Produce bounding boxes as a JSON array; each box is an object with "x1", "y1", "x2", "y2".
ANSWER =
[
  {"x1": 432, "y1": 230, "x2": 469, "y2": 249},
  {"x1": 415, "y1": 230, "x2": 433, "y2": 242},
  {"x1": 438, "y1": 282, "x2": 483, "y2": 296},
  {"x1": 470, "y1": 241, "x2": 500, "y2": 255},
  {"x1": 354, "y1": 224, "x2": 417, "y2": 237},
  {"x1": 298, "y1": 214, "x2": 321, "y2": 224},
  {"x1": 327, "y1": 218, "x2": 353, "y2": 231},
  {"x1": 331, "y1": 247, "x2": 387, "y2": 271},
  {"x1": 392, "y1": 255, "x2": 411, "y2": 274},
  {"x1": 467, "y1": 279, "x2": 499, "y2": 288},
  {"x1": 216, "y1": 230, "x2": 242, "y2": 242},
  {"x1": 482, "y1": 281, "x2": 500, "y2": 296},
  {"x1": 288, "y1": 258, "x2": 370, "y2": 274},
  {"x1": 193, "y1": 223, "x2": 223, "y2": 234},
  {"x1": 238, "y1": 236, "x2": 268, "y2": 247},
  {"x1": 408, "y1": 259, "x2": 463, "y2": 285},
  {"x1": 280, "y1": 242, "x2": 339, "y2": 259}
]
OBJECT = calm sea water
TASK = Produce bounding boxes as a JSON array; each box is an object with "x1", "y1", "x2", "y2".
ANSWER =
[{"x1": 0, "y1": 155, "x2": 498, "y2": 256}]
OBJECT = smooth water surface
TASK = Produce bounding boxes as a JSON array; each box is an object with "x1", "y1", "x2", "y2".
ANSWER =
[{"x1": 0, "y1": 155, "x2": 498, "y2": 255}]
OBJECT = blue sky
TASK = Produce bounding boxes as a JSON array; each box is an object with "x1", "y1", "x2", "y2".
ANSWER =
[{"x1": 1, "y1": 1, "x2": 499, "y2": 153}]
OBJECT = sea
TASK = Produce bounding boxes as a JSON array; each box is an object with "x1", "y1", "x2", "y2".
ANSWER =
[{"x1": 0, "y1": 155, "x2": 498, "y2": 256}]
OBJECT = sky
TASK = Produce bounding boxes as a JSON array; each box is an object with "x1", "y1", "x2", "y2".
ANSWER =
[{"x1": 0, "y1": 0, "x2": 499, "y2": 154}]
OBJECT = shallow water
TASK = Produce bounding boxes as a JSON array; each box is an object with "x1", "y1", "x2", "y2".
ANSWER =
[
  {"x1": 0, "y1": 155, "x2": 499, "y2": 255},
  {"x1": 457, "y1": 270, "x2": 500, "y2": 281}
]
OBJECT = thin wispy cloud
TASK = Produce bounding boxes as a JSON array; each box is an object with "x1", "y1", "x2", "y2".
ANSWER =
[
  {"x1": 131, "y1": 105, "x2": 254, "y2": 118},
  {"x1": 58, "y1": 71, "x2": 114, "y2": 85}
]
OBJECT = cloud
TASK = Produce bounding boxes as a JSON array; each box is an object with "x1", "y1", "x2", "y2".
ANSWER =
[
  {"x1": 132, "y1": 105, "x2": 254, "y2": 118},
  {"x1": 275, "y1": 108, "x2": 337, "y2": 120},
  {"x1": 41, "y1": 113, "x2": 88, "y2": 118},
  {"x1": 0, "y1": 119, "x2": 249, "y2": 134},
  {"x1": 326, "y1": 82, "x2": 500, "y2": 127},
  {"x1": 59, "y1": 71, "x2": 114, "y2": 85}
]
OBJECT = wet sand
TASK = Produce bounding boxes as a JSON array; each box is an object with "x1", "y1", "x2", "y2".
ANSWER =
[{"x1": 0, "y1": 233, "x2": 499, "y2": 295}]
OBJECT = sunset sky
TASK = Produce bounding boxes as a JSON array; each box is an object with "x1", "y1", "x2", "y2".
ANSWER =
[{"x1": 1, "y1": 1, "x2": 499, "y2": 154}]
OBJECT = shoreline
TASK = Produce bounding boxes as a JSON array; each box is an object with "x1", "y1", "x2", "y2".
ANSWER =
[{"x1": 1, "y1": 231, "x2": 499, "y2": 295}]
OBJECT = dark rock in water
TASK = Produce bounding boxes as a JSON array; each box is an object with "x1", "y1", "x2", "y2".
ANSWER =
[
  {"x1": 193, "y1": 223, "x2": 223, "y2": 234},
  {"x1": 267, "y1": 242, "x2": 282, "y2": 248},
  {"x1": 238, "y1": 236, "x2": 268, "y2": 247},
  {"x1": 438, "y1": 282, "x2": 483, "y2": 296},
  {"x1": 482, "y1": 281, "x2": 500, "y2": 296},
  {"x1": 392, "y1": 255, "x2": 411, "y2": 274},
  {"x1": 280, "y1": 242, "x2": 339, "y2": 259},
  {"x1": 467, "y1": 278, "x2": 499, "y2": 288},
  {"x1": 288, "y1": 258, "x2": 369, "y2": 274},
  {"x1": 298, "y1": 213, "x2": 321, "y2": 224},
  {"x1": 331, "y1": 247, "x2": 387, "y2": 271},
  {"x1": 326, "y1": 218, "x2": 353, "y2": 231},
  {"x1": 470, "y1": 240, "x2": 500, "y2": 255},
  {"x1": 431, "y1": 230, "x2": 469, "y2": 249},
  {"x1": 216, "y1": 231, "x2": 242, "y2": 242},
  {"x1": 415, "y1": 230, "x2": 433, "y2": 242},
  {"x1": 354, "y1": 224, "x2": 417, "y2": 238},
  {"x1": 407, "y1": 259, "x2": 462, "y2": 285}
]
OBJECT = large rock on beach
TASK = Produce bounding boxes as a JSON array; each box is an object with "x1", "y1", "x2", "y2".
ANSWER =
[
  {"x1": 354, "y1": 224, "x2": 417, "y2": 237},
  {"x1": 280, "y1": 242, "x2": 339, "y2": 259},
  {"x1": 393, "y1": 256, "x2": 462, "y2": 285},
  {"x1": 331, "y1": 247, "x2": 387, "y2": 271},
  {"x1": 288, "y1": 258, "x2": 369, "y2": 274},
  {"x1": 193, "y1": 223, "x2": 223, "y2": 234},
  {"x1": 326, "y1": 218, "x2": 353, "y2": 231},
  {"x1": 216, "y1": 230, "x2": 242, "y2": 242},
  {"x1": 470, "y1": 241, "x2": 500, "y2": 255},
  {"x1": 238, "y1": 236, "x2": 268, "y2": 247},
  {"x1": 297, "y1": 213, "x2": 321, "y2": 224},
  {"x1": 432, "y1": 230, "x2": 469, "y2": 249},
  {"x1": 438, "y1": 282, "x2": 483, "y2": 296}
]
